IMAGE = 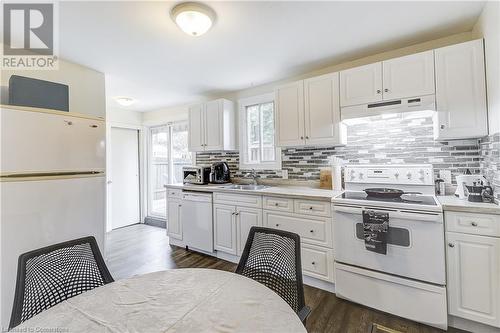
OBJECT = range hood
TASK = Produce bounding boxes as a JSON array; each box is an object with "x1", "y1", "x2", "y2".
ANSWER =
[{"x1": 341, "y1": 94, "x2": 436, "y2": 120}]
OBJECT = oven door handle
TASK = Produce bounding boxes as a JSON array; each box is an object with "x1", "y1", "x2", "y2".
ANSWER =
[{"x1": 333, "y1": 205, "x2": 442, "y2": 223}]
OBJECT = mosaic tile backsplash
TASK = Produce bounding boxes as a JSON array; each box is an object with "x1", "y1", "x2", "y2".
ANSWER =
[
  {"x1": 196, "y1": 110, "x2": 484, "y2": 185},
  {"x1": 480, "y1": 132, "x2": 500, "y2": 200}
]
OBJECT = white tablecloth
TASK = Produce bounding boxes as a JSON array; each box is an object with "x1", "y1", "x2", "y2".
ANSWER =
[{"x1": 16, "y1": 268, "x2": 306, "y2": 333}]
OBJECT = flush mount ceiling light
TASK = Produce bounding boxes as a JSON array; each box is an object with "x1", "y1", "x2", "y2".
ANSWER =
[
  {"x1": 115, "y1": 97, "x2": 136, "y2": 107},
  {"x1": 171, "y1": 2, "x2": 216, "y2": 37}
]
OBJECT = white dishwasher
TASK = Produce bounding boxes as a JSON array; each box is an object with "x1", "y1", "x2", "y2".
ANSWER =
[{"x1": 180, "y1": 191, "x2": 214, "y2": 254}]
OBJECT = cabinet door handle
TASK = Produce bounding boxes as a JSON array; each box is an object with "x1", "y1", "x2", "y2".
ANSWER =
[
  {"x1": 384, "y1": 88, "x2": 389, "y2": 93},
  {"x1": 274, "y1": 202, "x2": 279, "y2": 206},
  {"x1": 309, "y1": 206, "x2": 313, "y2": 210},
  {"x1": 235, "y1": 212, "x2": 239, "y2": 216},
  {"x1": 311, "y1": 261, "x2": 316, "y2": 265},
  {"x1": 471, "y1": 222, "x2": 478, "y2": 227},
  {"x1": 178, "y1": 204, "x2": 182, "y2": 207},
  {"x1": 448, "y1": 243, "x2": 455, "y2": 248},
  {"x1": 305, "y1": 136, "x2": 309, "y2": 139},
  {"x1": 376, "y1": 89, "x2": 381, "y2": 94},
  {"x1": 275, "y1": 223, "x2": 280, "y2": 227},
  {"x1": 309, "y1": 229, "x2": 314, "y2": 233},
  {"x1": 440, "y1": 125, "x2": 445, "y2": 130},
  {"x1": 64, "y1": 120, "x2": 73, "y2": 125},
  {"x1": 300, "y1": 136, "x2": 304, "y2": 140}
]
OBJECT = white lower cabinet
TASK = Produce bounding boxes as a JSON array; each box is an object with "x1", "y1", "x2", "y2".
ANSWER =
[
  {"x1": 214, "y1": 204, "x2": 237, "y2": 255},
  {"x1": 167, "y1": 198, "x2": 182, "y2": 240},
  {"x1": 214, "y1": 204, "x2": 263, "y2": 256},
  {"x1": 236, "y1": 207, "x2": 262, "y2": 256},
  {"x1": 301, "y1": 243, "x2": 334, "y2": 282},
  {"x1": 446, "y1": 231, "x2": 500, "y2": 327}
]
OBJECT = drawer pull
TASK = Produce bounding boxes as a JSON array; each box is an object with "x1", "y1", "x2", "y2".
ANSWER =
[
  {"x1": 275, "y1": 203, "x2": 279, "y2": 206},
  {"x1": 311, "y1": 261, "x2": 316, "y2": 265},
  {"x1": 309, "y1": 230, "x2": 314, "y2": 233},
  {"x1": 448, "y1": 243, "x2": 455, "y2": 248},
  {"x1": 90, "y1": 124, "x2": 98, "y2": 128},
  {"x1": 275, "y1": 224, "x2": 280, "y2": 227},
  {"x1": 309, "y1": 206, "x2": 313, "y2": 210},
  {"x1": 471, "y1": 222, "x2": 478, "y2": 227}
]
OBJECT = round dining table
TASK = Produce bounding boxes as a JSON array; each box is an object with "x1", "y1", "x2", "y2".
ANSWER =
[{"x1": 16, "y1": 268, "x2": 306, "y2": 333}]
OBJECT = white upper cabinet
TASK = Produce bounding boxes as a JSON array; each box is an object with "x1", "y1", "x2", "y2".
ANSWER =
[
  {"x1": 188, "y1": 104, "x2": 205, "y2": 152},
  {"x1": 340, "y1": 63, "x2": 383, "y2": 107},
  {"x1": 276, "y1": 76, "x2": 345, "y2": 147},
  {"x1": 275, "y1": 81, "x2": 305, "y2": 147},
  {"x1": 204, "y1": 100, "x2": 223, "y2": 151},
  {"x1": 304, "y1": 73, "x2": 345, "y2": 146},
  {"x1": 382, "y1": 50, "x2": 435, "y2": 100},
  {"x1": 188, "y1": 99, "x2": 236, "y2": 152},
  {"x1": 434, "y1": 39, "x2": 488, "y2": 140}
]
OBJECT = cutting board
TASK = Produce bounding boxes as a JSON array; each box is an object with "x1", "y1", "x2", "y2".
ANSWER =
[{"x1": 319, "y1": 169, "x2": 332, "y2": 189}]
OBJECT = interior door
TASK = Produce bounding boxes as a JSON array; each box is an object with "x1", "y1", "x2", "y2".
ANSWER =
[
  {"x1": 382, "y1": 50, "x2": 435, "y2": 100},
  {"x1": 188, "y1": 104, "x2": 205, "y2": 151},
  {"x1": 275, "y1": 80, "x2": 305, "y2": 147},
  {"x1": 446, "y1": 232, "x2": 500, "y2": 327},
  {"x1": 110, "y1": 127, "x2": 140, "y2": 229},
  {"x1": 204, "y1": 100, "x2": 223, "y2": 150},
  {"x1": 304, "y1": 72, "x2": 342, "y2": 145},
  {"x1": 214, "y1": 204, "x2": 237, "y2": 255},
  {"x1": 340, "y1": 62, "x2": 383, "y2": 106},
  {"x1": 237, "y1": 206, "x2": 262, "y2": 255}
]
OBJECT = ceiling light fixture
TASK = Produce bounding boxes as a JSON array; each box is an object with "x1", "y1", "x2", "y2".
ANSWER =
[
  {"x1": 115, "y1": 97, "x2": 136, "y2": 107},
  {"x1": 171, "y1": 2, "x2": 216, "y2": 37}
]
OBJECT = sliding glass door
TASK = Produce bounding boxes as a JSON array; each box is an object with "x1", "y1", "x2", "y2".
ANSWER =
[{"x1": 148, "y1": 122, "x2": 192, "y2": 218}]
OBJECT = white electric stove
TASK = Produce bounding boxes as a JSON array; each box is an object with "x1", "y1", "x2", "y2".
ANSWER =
[{"x1": 332, "y1": 164, "x2": 447, "y2": 329}]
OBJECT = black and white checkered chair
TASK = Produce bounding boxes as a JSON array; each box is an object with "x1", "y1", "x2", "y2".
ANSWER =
[
  {"x1": 235, "y1": 227, "x2": 311, "y2": 325},
  {"x1": 9, "y1": 236, "x2": 114, "y2": 329}
]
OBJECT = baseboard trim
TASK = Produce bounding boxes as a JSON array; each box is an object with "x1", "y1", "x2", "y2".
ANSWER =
[{"x1": 144, "y1": 216, "x2": 166, "y2": 228}]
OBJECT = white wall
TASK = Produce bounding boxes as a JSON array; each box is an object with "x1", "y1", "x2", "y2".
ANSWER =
[
  {"x1": 0, "y1": 56, "x2": 106, "y2": 118},
  {"x1": 142, "y1": 31, "x2": 476, "y2": 121},
  {"x1": 473, "y1": 1, "x2": 500, "y2": 135},
  {"x1": 142, "y1": 103, "x2": 193, "y2": 126}
]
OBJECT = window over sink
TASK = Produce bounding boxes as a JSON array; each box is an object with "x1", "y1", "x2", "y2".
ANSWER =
[{"x1": 239, "y1": 93, "x2": 281, "y2": 170}]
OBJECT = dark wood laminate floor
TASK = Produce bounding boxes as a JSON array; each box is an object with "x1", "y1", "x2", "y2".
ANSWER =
[{"x1": 106, "y1": 224, "x2": 466, "y2": 333}]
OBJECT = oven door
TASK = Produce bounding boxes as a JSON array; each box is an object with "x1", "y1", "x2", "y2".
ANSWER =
[{"x1": 333, "y1": 204, "x2": 445, "y2": 285}]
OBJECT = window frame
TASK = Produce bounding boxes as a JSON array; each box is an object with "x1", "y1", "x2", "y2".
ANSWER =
[
  {"x1": 147, "y1": 121, "x2": 192, "y2": 219},
  {"x1": 238, "y1": 93, "x2": 282, "y2": 170}
]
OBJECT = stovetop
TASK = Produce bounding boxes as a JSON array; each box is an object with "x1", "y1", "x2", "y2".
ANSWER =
[{"x1": 340, "y1": 191, "x2": 438, "y2": 206}]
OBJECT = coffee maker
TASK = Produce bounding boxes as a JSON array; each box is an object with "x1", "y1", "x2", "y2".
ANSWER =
[
  {"x1": 209, "y1": 162, "x2": 230, "y2": 184},
  {"x1": 455, "y1": 174, "x2": 487, "y2": 199}
]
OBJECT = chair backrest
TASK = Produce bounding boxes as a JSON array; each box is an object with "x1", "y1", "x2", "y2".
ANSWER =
[
  {"x1": 9, "y1": 236, "x2": 114, "y2": 329},
  {"x1": 236, "y1": 226, "x2": 305, "y2": 314}
]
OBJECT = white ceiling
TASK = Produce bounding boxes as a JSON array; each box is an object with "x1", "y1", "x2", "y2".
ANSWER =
[{"x1": 58, "y1": 1, "x2": 485, "y2": 112}]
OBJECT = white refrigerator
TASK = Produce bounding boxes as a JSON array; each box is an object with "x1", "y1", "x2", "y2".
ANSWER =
[{"x1": 0, "y1": 106, "x2": 106, "y2": 328}]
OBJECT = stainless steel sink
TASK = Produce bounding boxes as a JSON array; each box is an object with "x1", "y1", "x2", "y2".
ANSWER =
[{"x1": 220, "y1": 184, "x2": 269, "y2": 191}]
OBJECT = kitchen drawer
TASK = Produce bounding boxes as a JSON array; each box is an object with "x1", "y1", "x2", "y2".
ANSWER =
[
  {"x1": 294, "y1": 199, "x2": 331, "y2": 217},
  {"x1": 301, "y1": 244, "x2": 334, "y2": 282},
  {"x1": 213, "y1": 192, "x2": 262, "y2": 208},
  {"x1": 263, "y1": 210, "x2": 332, "y2": 248},
  {"x1": 445, "y1": 211, "x2": 500, "y2": 237},
  {"x1": 263, "y1": 196, "x2": 294, "y2": 213},
  {"x1": 167, "y1": 188, "x2": 183, "y2": 199}
]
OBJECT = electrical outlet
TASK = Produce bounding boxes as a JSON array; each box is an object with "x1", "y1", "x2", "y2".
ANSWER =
[
  {"x1": 439, "y1": 170, "x2": 452, "y2": 184},
  {"x1": 281, "y1": 169, "x2": 288, "y2": 180}
]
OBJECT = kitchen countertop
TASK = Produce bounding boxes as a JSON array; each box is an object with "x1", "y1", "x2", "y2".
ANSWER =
[
  {"x1": 438, "y1": 195, "x2": 500, "y2": 215},
  {"x1": 165, "y1": 183, "x2": 341, "y2": 201}
]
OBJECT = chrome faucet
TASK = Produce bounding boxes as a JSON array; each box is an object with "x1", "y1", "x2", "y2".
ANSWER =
[{"x1": 245, "y1": 169, "x2": 259, "y2": 185}]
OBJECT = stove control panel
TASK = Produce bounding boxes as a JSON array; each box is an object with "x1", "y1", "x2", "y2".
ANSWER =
[{"x1": 344, "y1": 165, "x2": 434, "y2": 185}]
